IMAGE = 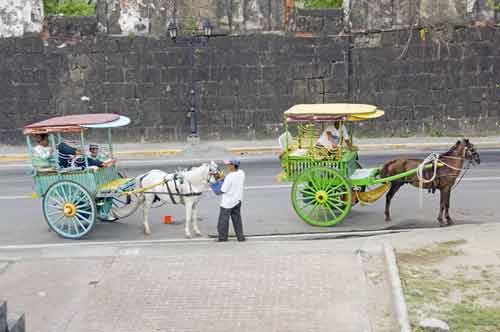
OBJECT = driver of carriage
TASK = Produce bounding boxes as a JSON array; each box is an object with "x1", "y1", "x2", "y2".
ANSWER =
[
  {"x1": 317, "y1": 122, "x2": 351, "y2": 150},
  {"x1": 87, "y1": 144, "x2": 116, "y2": 168}
]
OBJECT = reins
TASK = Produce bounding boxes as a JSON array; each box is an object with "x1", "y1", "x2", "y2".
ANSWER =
[{"x1": 416, "y1": 145, "x2": 473, "y2": 206}]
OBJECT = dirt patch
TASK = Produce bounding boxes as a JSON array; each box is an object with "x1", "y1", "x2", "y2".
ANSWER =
[{"x1": 398, "y1": 239, "x2": 500, "y2": 332}]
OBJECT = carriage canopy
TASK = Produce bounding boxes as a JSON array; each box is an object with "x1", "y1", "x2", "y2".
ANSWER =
[
  {"x1": 23, "y1": 114, "x2": 131, "y2": 134},
  {"x1": 284, "y1": 103, "x2": 384, "y2": 122}
]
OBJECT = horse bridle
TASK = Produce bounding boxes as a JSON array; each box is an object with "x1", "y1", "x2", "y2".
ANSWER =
[{"x1": 207, "y1": 167, "x2": 222, "y2": 184}]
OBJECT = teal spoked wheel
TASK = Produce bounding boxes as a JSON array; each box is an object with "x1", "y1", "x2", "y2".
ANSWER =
[
  {"x1": 43, "y1": 180, "x2": 96, "y2": 239},
  {"x1": 291, "y1": 167, "x2": 352, "y2": 227}
]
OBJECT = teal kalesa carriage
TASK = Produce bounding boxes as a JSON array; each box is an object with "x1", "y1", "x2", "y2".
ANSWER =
[
  {"x1": 24, "y1": 114, "x2": 139, "y2": 239},
  {"x1": 280, "y1": 104, "x2": 436, "y2": 227}
]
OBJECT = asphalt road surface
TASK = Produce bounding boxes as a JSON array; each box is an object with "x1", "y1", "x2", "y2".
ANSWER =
[{"x1": 0, "y1": 150, "x2": 499, "y2": 246}]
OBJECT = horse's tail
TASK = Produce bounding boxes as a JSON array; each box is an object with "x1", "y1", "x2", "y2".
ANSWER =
[{"x1": 379, "y1": 159, "x2": 399, "y2": 179}]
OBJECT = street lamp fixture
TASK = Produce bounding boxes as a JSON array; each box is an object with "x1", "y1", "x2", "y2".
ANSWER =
[
  {"x1": 168, "y1": 22, "x2": 177, "y2": 40},
  {"x1": 203, "y1": 20, "x2": 213, "y2": 37}
]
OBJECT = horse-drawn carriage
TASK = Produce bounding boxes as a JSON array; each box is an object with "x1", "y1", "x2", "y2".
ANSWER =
[
  {"x1": 24, "y1": 114, "x2": 140, "y2": 239},
  {"x1": 280, "y1": 104, "x2": 480, "y2": 227},
  {"x1": 24, "y1": 113, "x2": 222, "y2": 239}
]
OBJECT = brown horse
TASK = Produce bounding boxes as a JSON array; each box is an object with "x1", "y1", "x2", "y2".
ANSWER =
[{"x1": 380, "y1": 139, "x2": 480, "y2": 226}]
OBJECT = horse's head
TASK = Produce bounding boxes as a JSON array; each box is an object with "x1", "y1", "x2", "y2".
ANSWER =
[
  {"x1": 206, "y1": 161, "x2": 222, "y2": 184},
  {"x1": 460, "y1": 138, "x2": 480, "y2": 165},
  {"x1": 452, "y1": 138, "x2": 481, "y2": 165}
]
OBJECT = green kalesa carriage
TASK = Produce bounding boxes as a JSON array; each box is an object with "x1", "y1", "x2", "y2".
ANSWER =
[
  {"x1": 280, "y1": 104, "x2": 425, "y2": 227},
  {"x1": 24, "y1": 114, "x2": 138, "y2": 239}
]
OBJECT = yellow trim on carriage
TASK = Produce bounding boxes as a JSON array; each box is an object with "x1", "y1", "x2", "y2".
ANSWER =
[{"x1": 98, "y1": 177, "x2": 132, "y2": 191}]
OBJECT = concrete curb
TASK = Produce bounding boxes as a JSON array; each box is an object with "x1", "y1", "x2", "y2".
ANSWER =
[
  {"x1": 228, "y1": 141, "x2": 500, "y2": 154},
  {"x1": 0, "y1": 149, "x2": 183, "y2": 162},
  {"x1": 355, "y1": 249, "x2": 374, "y2": 332},
  {"x1": 383, "y1": 242, "x2": 412, "y2": 332}
]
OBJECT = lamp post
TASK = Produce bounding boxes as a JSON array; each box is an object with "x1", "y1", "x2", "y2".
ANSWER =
[
  {"x1": 202, "y1": 19, "x2": 213, "y2": 37},
  {"x1": 168, "y1": 21, "x2": 177, "y2": 40},
  {"x1": 186, "y1": 87, "x2": 199, "y2": 144},
  {"x1": 168, "y1": 19, "x2": 214, "y2": 144}
]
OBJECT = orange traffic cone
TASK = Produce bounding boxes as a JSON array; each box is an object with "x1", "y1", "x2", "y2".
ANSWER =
[{"x1": 164, "y1": 215, "x2": 173, "y2": 224}]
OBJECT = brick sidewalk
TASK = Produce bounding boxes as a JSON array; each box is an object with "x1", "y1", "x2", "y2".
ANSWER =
[{"x1": 0, "y1": 241, "x2": 390, "y2": 332}]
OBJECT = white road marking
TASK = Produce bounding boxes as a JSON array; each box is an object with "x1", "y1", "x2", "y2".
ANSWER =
[
  {"x1": 0, "y1": 195, "x2": 32, "y2": 200},
  {"x1": 0, "y1": 176, "x2": 500, "y2": 201}
]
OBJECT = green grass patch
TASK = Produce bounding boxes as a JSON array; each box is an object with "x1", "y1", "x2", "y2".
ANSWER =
[
  {"x1": 301, "y1": 0, "x2": 343, "y2": 8},
  {"x1": 447, "y1": 304, "x2": 500, "y2": 331},
  {"x1": 44, "y1": 0, "x2": 96, "y2": 16}
]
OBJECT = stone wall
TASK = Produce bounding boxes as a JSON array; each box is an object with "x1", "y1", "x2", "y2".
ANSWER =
[
  {"x1": 2, "y1": 14, "x2": 500, "y2": 144},
  {"x1": 344, "y1": 0, "x2": 500, "y2": 32},
  {"x1": 0, "y1": 33, "x2": 349, "y2": 144},
  {"x1": 350, "y1": 26, "x2": 500, "y2": 137},
  {"x1": 288, "y1": 8, "x2": 344, "y2": 36}
]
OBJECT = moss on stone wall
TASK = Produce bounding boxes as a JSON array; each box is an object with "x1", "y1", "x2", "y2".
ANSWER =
[
  {"x1": 302, "y1": 0, "x2": 343, "y2": 8},
  {"x1": 44, "y1": 0, "x2": 96, "y2": 16}
]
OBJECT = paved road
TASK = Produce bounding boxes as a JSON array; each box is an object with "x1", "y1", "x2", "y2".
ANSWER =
[{"x1": 0, "y1": 150, "x2": 499, "y2": 246}]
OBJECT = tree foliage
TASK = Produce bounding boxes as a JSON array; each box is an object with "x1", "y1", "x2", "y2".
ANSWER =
[
  {"x1": 44, "y1": 0, "x2": 96, "y2": 16},
  {"x1": 303, "y1": 0, "x2": 343, "y2": 9},
  {"x1": 486, "y1": 0, "x2": 500, "y2": 10}
]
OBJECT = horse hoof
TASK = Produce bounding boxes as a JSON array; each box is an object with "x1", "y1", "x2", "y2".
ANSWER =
[
  {"x1": 144, "y1": 230, "x2": 152, "y2": 235},
  {"x1": 194, "y1": 232, "x2": 202, "y2": 237},
  {"x1": 447, "y1": 218, "x2": 455, "y2": 226},
  {"x1": 438, "y1": 219, "x2": 447, "y2": 227},
  {"x1": 185, "y1": 234, "x2": 192, "y2": 239},
  {"x1": 385, "y1": 217, "x2": 392, "y2": 223}
]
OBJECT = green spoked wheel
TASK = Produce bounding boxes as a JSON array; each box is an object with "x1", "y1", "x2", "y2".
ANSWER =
[
  {"x1": 291, "y1": 167, "x2": 352, "y2": 226},
  {"x1": 43, "y1": 180, "x2": 96, "y2": 239}
]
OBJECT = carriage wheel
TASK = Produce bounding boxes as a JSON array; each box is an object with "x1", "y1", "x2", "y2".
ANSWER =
[
  {"x1": 291, "y1": 167, "x2": 352, "y2": 227},
  {"x1": 43, "y1": 180, "x2": 96, "y2": 239}
]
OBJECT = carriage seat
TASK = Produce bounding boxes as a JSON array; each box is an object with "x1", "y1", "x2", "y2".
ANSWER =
[
  {"x1": 288, "y1": 149, "x2": 309, "y2": 157},
  {"x1": 350, "y1": 168, "x2": 379, "y2": 181}
]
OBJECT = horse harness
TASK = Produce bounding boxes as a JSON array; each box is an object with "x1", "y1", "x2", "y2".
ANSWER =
[
  {"x1": 398, "y1": 151, "x2": 472, "y2": 193},
  {"x1": 138, "y1": 172, "x2": 203, "y2": 206}
]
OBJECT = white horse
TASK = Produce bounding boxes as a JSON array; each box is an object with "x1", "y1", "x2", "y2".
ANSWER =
[{"x1": 135, "y1": 162, "x2": 220, "y2": 238}]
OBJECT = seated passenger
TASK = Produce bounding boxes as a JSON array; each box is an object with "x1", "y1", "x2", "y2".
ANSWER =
[
  {"x1": 57, "y1": 141, "x2": 82, "y2": 168},
  {"x1": 32, "y1": 134, "x2": 54, "y2": 168},
  {"x1": 87, "y1": 144, "x2": 116, "y2": 168},
  {"x1": 317, "y1": 122, "x2": 351, "y2": 150},
  {"x1": 278, "y1": 131, "x2": 294, "y2": 162}
]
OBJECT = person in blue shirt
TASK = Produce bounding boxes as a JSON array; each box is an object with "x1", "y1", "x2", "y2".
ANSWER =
[
  {"x1": 87, "y1": 144, "x2": 116, "y2": 168},
  {"x1": 57, "y1": 141, "x2": 82, "y2": 168}
]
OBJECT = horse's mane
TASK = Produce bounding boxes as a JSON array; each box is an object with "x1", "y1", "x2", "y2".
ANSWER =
[{"x1": 440, "y1": 140, "x2": 462, "y2": 157}]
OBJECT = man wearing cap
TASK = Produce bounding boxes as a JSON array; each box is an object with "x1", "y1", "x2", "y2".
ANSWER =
[
  {"x1": 217, "y1": 159, "x2": 246, "y2": 242},
  {"x1": 87, "y1": 144, "x2": 116, "y2": 168}
]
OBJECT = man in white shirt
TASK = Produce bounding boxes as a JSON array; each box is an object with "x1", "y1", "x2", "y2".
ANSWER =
[
  {"x1": 32, "y1": 134, "x2": 55, "y2": 168},
  {"x1": 217, "y1": 159, "x2": 246, "y2": 242},
  {"x1": 317, "y1": 122, "x2": 351, "y2": 150}
]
